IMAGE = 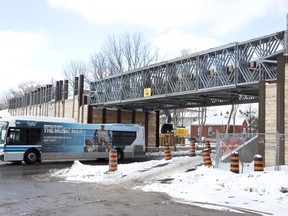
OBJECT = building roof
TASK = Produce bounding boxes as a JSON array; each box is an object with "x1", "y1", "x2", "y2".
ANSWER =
[{"x1": 191, "y1": 114, "x2": 247, "y2": 126}]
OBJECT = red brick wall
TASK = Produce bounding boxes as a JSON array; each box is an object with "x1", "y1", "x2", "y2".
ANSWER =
[{"x1": 190, "y1": 120, "x2": 248, "y2": 139}]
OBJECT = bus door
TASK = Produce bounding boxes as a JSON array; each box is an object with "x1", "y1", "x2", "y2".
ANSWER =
[{"x1": 5, "y1": 128, "x2": 22, "y2": 161}]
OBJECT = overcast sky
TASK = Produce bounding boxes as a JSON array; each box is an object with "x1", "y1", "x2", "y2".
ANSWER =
[{"x1": 0, "y1": 0, "x2": 287, "y2": 93}]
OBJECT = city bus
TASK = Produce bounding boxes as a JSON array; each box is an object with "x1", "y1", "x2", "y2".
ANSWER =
[{"x1": 0, "y1": 116, "x2": 145, "y2": 164}]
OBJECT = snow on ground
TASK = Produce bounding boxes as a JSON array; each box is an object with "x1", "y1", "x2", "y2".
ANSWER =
[{"x1": 51, "y1": 151, "x2": 288, "y2": 216}]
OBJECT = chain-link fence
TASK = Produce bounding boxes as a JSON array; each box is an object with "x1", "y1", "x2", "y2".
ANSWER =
[{"x1": 214, "y1": 132, "x2": 287, "y2": 173}]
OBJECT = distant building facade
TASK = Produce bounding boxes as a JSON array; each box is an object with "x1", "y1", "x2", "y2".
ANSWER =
[{"x1": 190, "y1": 115, "x2": 249, "y2": 140}]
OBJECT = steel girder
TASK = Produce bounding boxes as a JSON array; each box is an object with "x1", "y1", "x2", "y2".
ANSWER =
[{"x1": 89, "y1": 31, "x2": 285, "y2": 111}]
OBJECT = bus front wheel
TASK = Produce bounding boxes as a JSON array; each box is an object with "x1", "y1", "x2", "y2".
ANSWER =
[{"x1": 24, "y1": 149, "x2": 39, "y2": 164}]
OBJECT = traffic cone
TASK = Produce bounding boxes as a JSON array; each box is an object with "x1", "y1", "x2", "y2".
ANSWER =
[
  {"x1": 109, "y1": 149, "x2": 118, "y2": 171},
  {"x1": 205, "y1": 141, "x2": 211, "y2": 153},
  {"x1": 254, "y1": 154, "x2": 264, "y2": 171},
  {"x1": 230, "y1": 151, "x2": 239, "y2": 174},
  {"x1": 202, "y1": 148, "x2": 212, "y2": 166},
  {"x1": 164, "y1": 143, "x2": 172, "y2": 160},
  {"x1": 189, "y1": 141, "x2": 196, "y2": 157}
]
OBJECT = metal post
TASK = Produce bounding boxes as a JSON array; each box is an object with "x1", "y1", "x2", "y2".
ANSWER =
[
  {"x1": 214, "y1": 130, "x2": 220, "y2": 168},
  {"x1": 275, "y1": 132, "x2": 280, "y2": 171}
]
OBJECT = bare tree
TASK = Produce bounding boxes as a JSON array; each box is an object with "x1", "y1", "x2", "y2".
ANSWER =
[
  {"x1": 89, "y1": 52, "x2": 111, "y2": 81},
  {"x1": 17, "y1": 81, "x2": 42, "y2": 95},
  {"x1": 0, "y1": 81, "x2": 41, "y2": 109},
  {"x1": 0, "y1": 91, "x2": 13, "y2": 109},
  {"x1": 122, "y1": 32, "x2": 160, "y2": 71},
  {"x1": 225, "y1": 105, "x2": 234, "y2": 134},
  {"x1": 63, "y1": 59, "x2": 88, "y2": 92},
  {"x1": 239, "y1": 104, "x2": 258, "y2": 133},
  {"x1": 172, "y1": 109, "x2": 180, "y2": 127},
  {"x1": 224, "y1": 104, "x2": 241, "y2": 134},
  {"x1": 102, "y1": 34, "x2": 123, "y2": 75},
  {"x1": 232, "y1": 104, "x2": 240, "y2": 133},
  {"x1": 198, "y1": 107, "x2": 207, "y2": 141},
  {"x1": 96, "y1": 32, "x2": 161, "y2": 77}
]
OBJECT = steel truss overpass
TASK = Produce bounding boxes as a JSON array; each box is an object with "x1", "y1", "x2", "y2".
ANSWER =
[{"x1": 89, "y1": 31, "x2": 286, "y2": 111}]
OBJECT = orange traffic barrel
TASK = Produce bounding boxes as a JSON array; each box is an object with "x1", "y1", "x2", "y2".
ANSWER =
[
  {"x1": 205, "y1": 141, "x2": 211, "y2": 153},
  {"x1": 164, "y1": 143, "x2": 172, "y2": 160},
  {"x1": 189, "y1": 141, "x2": 196, "y2": 157},
  {"x1": 230, "y1": 151, "x2": 239, "y2": 174},
  {"x1": 254, "y1": 154, "x2": 264, "y2": 171},
  {"x1": 202, "y1": 148, "x2": 212, "y2": 166},
  {"x1": 109, "y1": 149, "x2": 118, "y2": 171}
]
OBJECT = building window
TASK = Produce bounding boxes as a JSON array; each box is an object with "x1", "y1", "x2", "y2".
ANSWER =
[
  {"x1": 208, "y1": 127, "x2": 213, "y2": 136},
  {"x1": 197, "y1": 127, "x2": 201, "y2": 136}
]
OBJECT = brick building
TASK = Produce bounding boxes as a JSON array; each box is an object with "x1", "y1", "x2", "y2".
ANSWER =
[{"x1": 190, "y1": 115, "x2": 249, "y2": 140}]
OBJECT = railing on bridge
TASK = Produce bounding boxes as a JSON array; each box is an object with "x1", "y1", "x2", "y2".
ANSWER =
[{"x1": 89, "y1": 31, "x2": 285, "y2": 109}]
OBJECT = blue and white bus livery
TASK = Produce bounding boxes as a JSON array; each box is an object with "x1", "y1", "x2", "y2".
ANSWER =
[{"x1": 0, "y1": 116, "x2": 145, "y2": 164}]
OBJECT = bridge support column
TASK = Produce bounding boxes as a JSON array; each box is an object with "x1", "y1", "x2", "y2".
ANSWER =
[
  {"x1": 131, "y1": 110, "x2": 136, "y2": 123},
  {"x1": 87, "y1": 105, "x2": 93, "y2": 123},
  {"x1": 156, "y1": 110, "x2": 160, "y2": 147},
  {"x1": 258, "y1": 80, "x2": 266, "y2": 165},
  {"x1": 102, "y1": 108, "x2": 106, "y2": 123},
  {"x1": 145, "y1": 111, "x2": 149, "y2": 151},
  {"x1": 276, "y1": 56, "x2": 288, "y2": 165},
  {"x1": 117, "y1": 109, "x2": 121, "y2": 123},
  {"x1": 277, "y1": 56, "x2": 287, "y2": 165}
]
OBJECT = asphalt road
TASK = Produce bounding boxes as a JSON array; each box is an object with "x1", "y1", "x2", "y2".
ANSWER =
[{"x1": 0, "y1": 159, "x2": 259, "y2": 216}]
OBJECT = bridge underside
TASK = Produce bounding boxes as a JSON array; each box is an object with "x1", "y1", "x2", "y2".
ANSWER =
[{"x1": 94, "y1": 83, "x2": 260, "y2": 111}]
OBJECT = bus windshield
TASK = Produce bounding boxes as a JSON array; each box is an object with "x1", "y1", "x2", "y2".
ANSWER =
[{"x1": 0, "y1": 121, "x2": 8, "y2": 144}]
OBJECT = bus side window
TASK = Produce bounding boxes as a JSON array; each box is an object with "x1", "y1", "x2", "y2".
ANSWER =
[
  {"x1": 112, "y1": 131, "x2": 136, "y2": 146},
  {"x1": 26, "y1": 128, "x2": 41, "y2": 145}
]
